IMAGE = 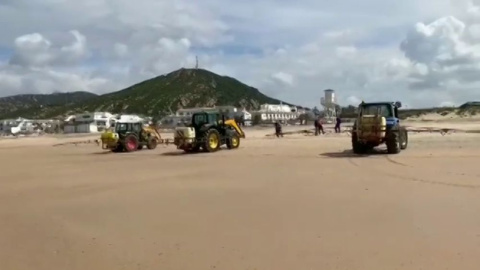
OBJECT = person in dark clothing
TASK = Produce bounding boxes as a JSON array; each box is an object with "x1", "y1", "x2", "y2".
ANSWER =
[
  {"x1": 274, "y1": 121, "x2": 283, "y2": 137},
  {"x1": 335, "y1": 117, "x2": 342, "y2": 133},
  {"x1": 314, "y1": 118, "x2": 325, "y2": 136}
]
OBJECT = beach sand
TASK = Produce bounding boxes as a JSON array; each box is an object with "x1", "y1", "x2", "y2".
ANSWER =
[{"x1": 1, "y1": 119, "x2": 480, "y2": 270}]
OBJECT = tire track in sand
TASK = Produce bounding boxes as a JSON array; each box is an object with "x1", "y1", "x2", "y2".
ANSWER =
[
  {"x1": 384, "y1": 155, "x2": 480, "y2": 179},
  {"x1": 384, "y1": 155, "x2": 409, "y2": 167},
  {"x1": 346, "y1": 155, "x2": 480, "y2": 189}
]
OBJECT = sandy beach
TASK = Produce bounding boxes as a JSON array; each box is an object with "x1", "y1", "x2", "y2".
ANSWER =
[{"x1": 1, "y1": 118, "x2": 480, "y2": 270}]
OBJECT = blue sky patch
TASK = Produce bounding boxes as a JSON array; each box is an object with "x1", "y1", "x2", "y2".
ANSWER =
[{"x1": 0, "y1": 47, "x2": 13, "y2": 61}]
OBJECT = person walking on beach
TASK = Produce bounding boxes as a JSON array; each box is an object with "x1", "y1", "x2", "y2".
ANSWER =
[
  {"x1": 335, "y1": 116, "x2": 342, "y2": 133},
  {"x1": 274, "y1": 121, "x2": 283, "y2": 138},
  {"x1": 314, "y1": 118, "x2": 325, "y2": 136}
]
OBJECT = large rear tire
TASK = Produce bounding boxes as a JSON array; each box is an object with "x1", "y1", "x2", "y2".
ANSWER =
[
  {"x1": 226, "y1": 134, "x2": 240, "y2": 149},
  {"x1": 352, "y1": 132, "x2": 367, "y2": 154},
  {"x1": 112, "y1": 144, "x2": 123, "y2": 152},
  {"x1": 400, "y1": 128, "x2": 408, "y2": 150},
  {"x1": 203, "y1": 129, "x2": 221, "y2": 152},
  {"x1": 124, "y1": 135, "x2": 139, "y2": 152},
  {"x1": 147, "y1": 137, "x2": 158, "y2": 150},
  {"x1": 386, "y1": 130, "x2": 401, "y2": 154}
]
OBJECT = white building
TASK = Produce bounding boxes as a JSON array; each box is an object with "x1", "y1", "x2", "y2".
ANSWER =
[
  {"x1": 0, "y1": 117, "x2": 35, "y2": 134},
  {"x1": 63, "y1": 112, "x2": 116, "y2": 133},
  {"x1": 0, "y1": 118, "x2": 17, "y2": 133},
  {"x1": 162, "y1": 104, "x2": 298, "y2": 126},
  {"x1": 239, "y1": 108, "x2": 251, "y2": 120},
  {"x1": 233, "y1": 108, "x2": 252, "y2": 126},
  {"x1": 251, "y1": 103, "x2": 300, "y2": 122},
  {"x1": 116, "y1": 114, "x2": 145, "y2": 123}
]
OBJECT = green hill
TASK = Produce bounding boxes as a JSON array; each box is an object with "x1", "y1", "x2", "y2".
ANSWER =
[
  {"x1": 0, "y1": 68, "x2": 292, "y2": 119},
  {"x1": 0, "y1": 91, "x2": 98, "y2": 119}
]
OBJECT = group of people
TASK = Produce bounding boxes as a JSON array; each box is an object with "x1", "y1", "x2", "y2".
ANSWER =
[
  {"x1": 314, "y1": 117, "x2": 342, "y2": 135},
  {"x1": 274, "y1": 116, "x2": 342, "y2": 138}
]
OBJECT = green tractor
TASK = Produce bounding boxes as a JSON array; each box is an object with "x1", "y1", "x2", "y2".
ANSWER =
[
  {"x1": 173, "y1": 111, "x2": 245, "y2": 153},
  {"x1": 351, "y1": 101, "x2": 408, "y2": 154},
  {"x1": 100, "y1": 120, "x2": 161, "y2": 152}
]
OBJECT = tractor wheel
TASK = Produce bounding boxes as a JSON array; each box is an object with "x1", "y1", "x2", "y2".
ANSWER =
[
  {"x1": 400, "y1": 128, "x2": 408, "y2": 150},
  {"x1": 124, "y1": 135, "x2": 139, "y2": 152},
  {"x1": 203, "y1": 129, "x2": 221, "y2": 152},
  {"x1": 386, "y1": 130, "x2": 401, "y2": 154},
  {"x1": 226, "y1": 134, "x2": 240, "y2": 149},
  {"x1": 112, "y1": 144, "x2": 123, "y2": 152},
  {"x1": 352, "y1": 132, "x2": 367, "y2": 154},
  {"x1": 147, "y1": 137, "x2": 158, "y2": 150}
]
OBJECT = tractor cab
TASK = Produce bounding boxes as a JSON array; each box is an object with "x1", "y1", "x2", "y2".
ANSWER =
[
  {"x1": 191, "y1": 112, "x2": 220, "y2": 129},
  {"x1": 115, "y1": 121, "x2": 144, "y2": 135},
  {"x1": 358, "y1": 101, "x2": 401, "y2": 127}
]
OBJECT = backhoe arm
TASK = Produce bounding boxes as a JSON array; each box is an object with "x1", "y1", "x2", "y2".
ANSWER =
[
  {"x1": 142, "y1": 125, "x2": 162, "y2": 140},
  {"x1": 224, "y1": 119, "x2": 245, "y2": 138}
]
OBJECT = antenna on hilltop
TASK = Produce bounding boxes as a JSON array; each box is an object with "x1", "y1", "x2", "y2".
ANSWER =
[{"x1": 195, "y1": 56, "x2": 198, "y2": 69}]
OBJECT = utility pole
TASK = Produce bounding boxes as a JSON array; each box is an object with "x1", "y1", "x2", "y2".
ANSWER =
[{"x1": 195, "y1": 56, "x2": 198, "y2": 69}]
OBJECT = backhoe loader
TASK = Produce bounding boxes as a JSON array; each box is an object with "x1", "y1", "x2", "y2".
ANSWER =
[{"x1": 174, "y1": 112, "x2": 245, "y2": 153}]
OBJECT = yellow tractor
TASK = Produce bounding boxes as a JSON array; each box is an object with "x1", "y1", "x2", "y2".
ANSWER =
[
  {"x1": 100, "y1": 120, "x2": 162, "y2": 152},
  {"x1": 174, "y1": 112, "x2": 245, "y2": 153}
]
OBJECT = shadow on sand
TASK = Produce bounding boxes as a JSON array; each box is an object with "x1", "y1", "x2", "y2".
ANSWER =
[
  {"x1": 90, "y1": 151, "x2": 116, "y2": 155},
  {"x1": 160, "y1": 151, "x2": 205, "y2": 156},
  {"x1": 320, "y1": 149, "x2": 388, "y2": 158}
]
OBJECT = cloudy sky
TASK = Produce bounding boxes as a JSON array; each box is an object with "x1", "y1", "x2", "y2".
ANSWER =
[{"x1": 0, "y1": 0, "x2": 479, "y2": 108}]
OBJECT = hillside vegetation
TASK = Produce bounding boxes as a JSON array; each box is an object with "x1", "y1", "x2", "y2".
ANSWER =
[
  {"x1": 0, "y1": 68, "x2": 290, "y2": 119},
  {"x1": 0, "y1": 91, "x2": 98, "y2": 119},
  {"x1": 1, "y1": 68, "x2": 478, "y2": 121}
]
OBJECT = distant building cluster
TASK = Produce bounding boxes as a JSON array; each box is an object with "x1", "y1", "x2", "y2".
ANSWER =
[
  {"x1": 63, "y1": 112, "x2": 116, "y2": 133},
  {"x1": 62, "y1": 113, "x2": 151, "y2": 133},
  {"x1": 0, "y1": 113, "x2": 151, "y2": 135},
  {"x1": 0, "y1": 117, "x2": 62, "y2": 135},
  {"x1": 0, "y1": 103, "x2": 309, "y2": 135},
  {"x1": 159, "y1": 103, "x2": 307, "y2": 127},
  {"x1": 255, "y1": 103, "x2": 303, "y2": 122}
]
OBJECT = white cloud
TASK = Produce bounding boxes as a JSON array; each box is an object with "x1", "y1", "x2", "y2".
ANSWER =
[
  {"x1": 0, "y1": 0, "x2": 479, "y2": 109},
  {"x1": 324, "y1": 30, "x2": 353, "y2": 39},
  {"x1": 346, "y1": 96, "x2": 362, "y2": 106},
  {"x1": 9, "y1": 30, "x2": 88, "y2": 67},
  {"x1": 439, "y1": 101, "x2": 456, "y2": 107},
  {"x1": 399, "y1": 12, "x2": 480, "y2": 104},
  {"x1": 271, "y1": 72, "x2": 294, "y2": 85},
  {"x1": 113, "y1": 43, "x2": 128, "y2": 58},
  {"x1": 335, "y1": 46, "x2": 357, "y2": 57},
  {"x1": 134, "y1": 37, "x2": 194, "y2": 77}
]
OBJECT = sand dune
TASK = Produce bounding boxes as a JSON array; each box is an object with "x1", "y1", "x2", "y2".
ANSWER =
[
  {"x1": 406, "y1": 111, "x2": 480, "y2": 122},
  {"x1": 1, "y1": 122, "x2": 480, "y2": 270}
]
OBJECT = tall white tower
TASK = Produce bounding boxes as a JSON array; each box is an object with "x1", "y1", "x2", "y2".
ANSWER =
[{"x1": 320, "y1": 89, "x2": 338, "y2": 123}]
